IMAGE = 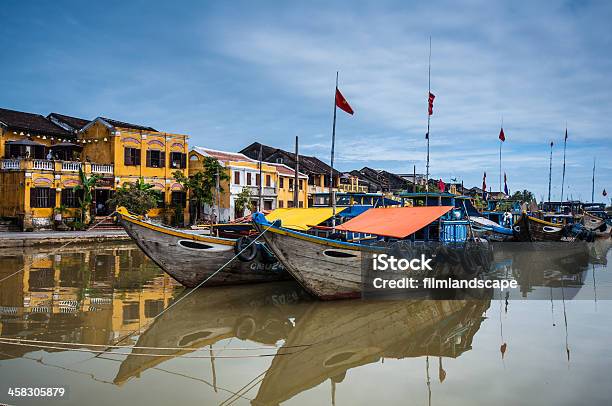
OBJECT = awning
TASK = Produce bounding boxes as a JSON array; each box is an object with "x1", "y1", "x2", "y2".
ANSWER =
[
  {"x1": 337, "y1": 205, "x2": 371, "y2": 218},
  {"x1": 265, "y1": 207, "x2": 346, "y2": 231},
  {"x1": 336, "y1": 206, "x2": 454, "y2": 238},
  {"x1": 5, "y1": 139, "x2": 44, "y2": 146}
]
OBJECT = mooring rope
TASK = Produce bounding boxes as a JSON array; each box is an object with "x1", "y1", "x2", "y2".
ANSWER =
[
  {"x1": 0, "y1": 339, "x2": 300, "y2": 359},
  {"x1": 0, "y1": 210, "x2": 119, "y2": 284},
  {"x1": 0, "y1": 336, "x2": 310, "y2": 351}
]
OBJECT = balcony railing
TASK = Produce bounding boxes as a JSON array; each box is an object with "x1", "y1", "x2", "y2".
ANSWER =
[
  {"x1": 0, "y1": 159, "x2": 114, "y2": 175},
  {"x1": 32, "y1": 159, "x2": 54, "y2": 170},
  {"x1": 91, "y1": 163, "x2": 113, "y2": 174},
  {"x1": 61, "y1": 161, "x2": 82, "y2": 172},
  {"x1": 246, "y1": 185, "x2": 277, "y2": 197},
  {"x1": 1, "y1": 159, "x2": 20, "y2": 170}
]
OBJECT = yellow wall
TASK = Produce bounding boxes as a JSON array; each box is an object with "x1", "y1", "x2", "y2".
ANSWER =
[{"x1": 277, "y1": 174, "x2": 308, "y2": 208}]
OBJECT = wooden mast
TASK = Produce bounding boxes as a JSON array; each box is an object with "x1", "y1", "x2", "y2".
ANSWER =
[{"x1": 294, "y1": 136, "x2": 299, "y2": 207}]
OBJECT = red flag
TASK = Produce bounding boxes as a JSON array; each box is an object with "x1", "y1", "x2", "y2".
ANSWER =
[
  {"x1": 499, "y1": 127, "x2": 505, "y2": 142},
  {"x1": 335, "y1": 88, "x2": 354, "y2": 115},
  {"x1": 438, "y1": 178, "x2": 446, "y2": 192},
  {"x1": 428, "y1": 92, "x2": 435, "y2": 116}
]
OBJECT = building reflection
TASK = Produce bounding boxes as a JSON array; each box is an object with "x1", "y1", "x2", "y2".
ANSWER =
[{"x1": 0, "y1": 244, "x2": 182, "y2": 359}]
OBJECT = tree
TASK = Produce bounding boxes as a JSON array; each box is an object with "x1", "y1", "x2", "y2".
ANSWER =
[
  {"x1": 511, "y1": 189, "x2": 535, "y2": 204},
  {"x1": 75, "y1": 167, "x2": 100, "y2": 224},
  {"x1": 234, "y1": 187, "x2": 253, "y2": 218},
  {"x1": 107, "y1": 177, "x2": 161, "y2": 216},
  {"x1": 173, "y1": 157, "x2": 229, "y2": 223}
]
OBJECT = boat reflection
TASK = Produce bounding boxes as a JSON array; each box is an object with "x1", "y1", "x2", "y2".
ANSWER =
[
  {"x1": 253, "y1": 298, "x2": 491, "y2": 405},
  {"x1": 114, "y1": 282, "x2": 312, "y2": 385}
]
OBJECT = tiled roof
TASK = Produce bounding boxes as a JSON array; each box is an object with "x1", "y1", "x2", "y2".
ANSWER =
[
  {"x1": 47, "y1": 113, "x2": 91, "y2": 132},
  {"x1": 0, "y1": 107, "x2": 73, "y2": 138},
  {"x1": 240, "y1": 142, "x2": 341, "y2": 176},
  {"x1": 193, "y1": 146, "x2": 255, "y2": 162},
  {"x1": 269, "y1": 163, "x2": 307, "y2": 178},
  {"x1": 99, "y1": 117, "x2": 157, "y2": 132}
]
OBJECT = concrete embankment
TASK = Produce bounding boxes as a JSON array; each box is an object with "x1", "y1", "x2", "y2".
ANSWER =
[{"x1": 0, "y1": 229, "x2": 130, "y2": 248}]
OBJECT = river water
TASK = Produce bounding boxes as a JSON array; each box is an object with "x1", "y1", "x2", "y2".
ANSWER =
[{"x1": 0, "y1": 241, "x2": 611, "y2": 405}]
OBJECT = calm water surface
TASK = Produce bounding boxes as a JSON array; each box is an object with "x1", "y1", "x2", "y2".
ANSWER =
[{"x1": 1, "y1": 241, "x2": 611, "y2": 405}]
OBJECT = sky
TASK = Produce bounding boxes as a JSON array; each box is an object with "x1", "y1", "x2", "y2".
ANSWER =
[{"x1": 1, "y1": 0, "x2": 610, "y2": 202}]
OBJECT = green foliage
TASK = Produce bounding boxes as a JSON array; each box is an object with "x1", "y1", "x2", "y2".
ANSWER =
[
  {"x1": 107, "y1": 177, "x2": 161, "y2": 216},
  {"x1": 173, "y1": 157, "x2": 229, "y2": 222},
  {"x1": 75, "y1": 167, "x2": 100, "y2": 223},
  {"x1": 234, "y1": 187, "x2": 253, "y2": 216},
  {"x1": 511, "y1": 189, "x2": 535, "y2": 203}
]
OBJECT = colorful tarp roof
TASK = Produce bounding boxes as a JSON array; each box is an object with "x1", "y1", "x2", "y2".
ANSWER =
[
  {"x1": 266, "y1": 207, "x2": 346, "y2": 231},
  {"x1": 336, "y1": 206, "x2": 454, "y2": 238}
]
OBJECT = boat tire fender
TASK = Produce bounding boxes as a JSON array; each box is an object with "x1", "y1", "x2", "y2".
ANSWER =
[{"x1": 235, "y1": 236, "x2": 258, "y2": 262}]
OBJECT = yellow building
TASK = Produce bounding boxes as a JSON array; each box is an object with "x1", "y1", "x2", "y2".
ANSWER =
[
  {"x1": 269, "y1": 163, "x2": 308, "y2": 209},
  {"x1": 77, "y1": 117, "x2": 189, "y2": 223},
  {"x1": 189, "y1": 147, "x2": 281, "y2": 221},
  {"x1": 0, "y1": 108, "x2": 189, "y2": 230}
]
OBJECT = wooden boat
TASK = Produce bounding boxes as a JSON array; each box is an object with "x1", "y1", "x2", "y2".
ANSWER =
[
  {"x1": 252, "y1": 208, "x2": 491, "y2": 300},
  {"x1": 513, "y1": 213, "x2": 566, "y2": 242},
  {"x1": 116, "y1": 207, "x2": 289, "y2": 287},
  {"x1": 114, "y1": 282, "x2": 311, "y2": 385},
  {"x1": 581, "y1": 211, "x2": 611, "y2": 238},
  {"x1": 469, "y1": 216, "x2": 514, "y2": 241},
  {"x1": 253, "y1": 298, "x2": 491, "y2": 405}
]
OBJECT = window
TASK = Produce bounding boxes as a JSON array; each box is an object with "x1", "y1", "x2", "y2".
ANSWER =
[
  {"x1": 30, "y1": 187, "x2": 55, "y2": 208},
  {"x1": 289, "y1": 179, "x2": 294, "y2": 191},
  {"x1": 234, "y1": 171, "x2": 240, "y2": 185},
  {"x1": 124, "y1": 148, "x2": 141, "y2": 166},
  {"x1": 298, "y1": 201, "x2": 304, "y2": 208},
  {"x1": 170, "y1": 152, "x2": 186, "y2": 169},
  {"x1": 146, "y1": 150, "x2": 165, "y2": 168},
  {"x1": 266, "y1": 175, "x2": 271, "y2": 187},
  {"x1": 279, "y1": 200, "x2": 284, "y2": 208},
  {"x1": 288, "y1": 201, "x2": 295, "y2": 208},
  {"x1": 279, "y1": 177, "x2": 284, "y2": 188},
  {"x1": 157, "y1": 191, "x2": 166, "y2": 208},
  {"x1": 171, "y1": 191, "x2": 187, "y2": 208},
  {"x1": 61, "y1": 188, "x2": 82, "y2": 208},
  {"x1": 299, "y1": 180, "x2": 304, "y2": 190},
  {"x1": 256, "y1": 174, "x2": 261, "y2": 186},
  {"x1": 276, "y1": 157, "x2": 283, "y2": 164},
  {"x1": 247, "y1": 172, "x2": 252, "y2": 185}
]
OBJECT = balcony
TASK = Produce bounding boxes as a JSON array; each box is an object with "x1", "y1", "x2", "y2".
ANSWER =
[
  {"x1": 246, "y1": 185, "x2": 277, "y2": 197},
  {"x1": 91, "y1": 164, "x2": 113, "y2": 174},
  {"x1": 0, "y1": 159, "x2": 114, "y2": 175}
]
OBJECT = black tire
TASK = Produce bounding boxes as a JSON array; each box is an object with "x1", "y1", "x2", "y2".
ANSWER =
[{"x1": 235, "y1": 236, "x2": 258, "y2": 262}]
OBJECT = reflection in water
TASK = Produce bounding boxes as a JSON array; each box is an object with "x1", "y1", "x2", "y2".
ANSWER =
[
  {"x1": 0, "y1": 243, "x2": 183, "y2": 361},
  {"x1": 0, "y1": 241, "x2": 611, "y2": 405}
]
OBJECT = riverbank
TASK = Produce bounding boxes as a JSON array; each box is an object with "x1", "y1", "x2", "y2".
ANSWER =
[{"x1": 0, "y1": 229, "x2": 129, "y2": 248}]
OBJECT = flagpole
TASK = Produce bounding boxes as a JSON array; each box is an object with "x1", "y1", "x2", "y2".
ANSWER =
[
  {"x1": 425, "y1": 37, "x2": 431, "y2": 205},
  {"x1": 560, "y1": 127, "x2": 567, "y2": 202},
  {"x1": 499, "y1": 118, "x2": 503, "y2": 195},
  {"x1": 548, "y1": 142, "x2": 553, "y2": 202},
  {"x1": 330, "y1": 71, "x2": 338, "y2": 229},
  {"x1": 591, "y1": 157, "x2": 595, "y2": 203}
]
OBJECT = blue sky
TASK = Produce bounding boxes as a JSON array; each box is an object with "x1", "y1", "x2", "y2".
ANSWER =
[{"x1": 1, "y1": 0, "x2": 610, "y2": 202}]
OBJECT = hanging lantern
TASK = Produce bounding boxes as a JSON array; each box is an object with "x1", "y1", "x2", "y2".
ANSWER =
[
  {"x1": 42, "y1": 135, "x2": 47, "y2": 139},
  {"x1": 103, "y1": 137, "x2": 108, "y2": 142},
  {"x1": 94, "y1": 139, "x2": 98, "y2": 142},
  {"x1": 20, "y1": 132, "x2": 24, "y2": 135}
]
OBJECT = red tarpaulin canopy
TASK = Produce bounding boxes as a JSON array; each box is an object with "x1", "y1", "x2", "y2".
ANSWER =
[{"x1": 336, "y1": 206, "x2": 454, "y2": 238}]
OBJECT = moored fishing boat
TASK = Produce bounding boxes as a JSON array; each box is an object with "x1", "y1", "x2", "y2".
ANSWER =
[
  {"x1": 581, "y1": 211, "x2": 611, "y2": 239},
  {"x1": 253, "y1": 207, "x2": 491, "y2": 300},
  {"x1": 116, "y1": 207, "x2": 288, "y2": 287},
  {"x1": 513, "y1": 212, "x2": 596, "y2": 242}
]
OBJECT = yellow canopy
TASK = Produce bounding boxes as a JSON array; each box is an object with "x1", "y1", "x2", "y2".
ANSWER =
[{"x1": 265, "y1": 207, "x2": 346, "y2": 231}]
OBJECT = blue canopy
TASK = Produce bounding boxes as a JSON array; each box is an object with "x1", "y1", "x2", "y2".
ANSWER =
[{"x1": 337, "y1": 205, "x2": 372, "y2": 218}]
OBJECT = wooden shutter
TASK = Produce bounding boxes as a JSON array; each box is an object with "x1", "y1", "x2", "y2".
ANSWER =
[
  {"x1": 124, "y1": 148, "x2": 131, "y2": 165},
  {"x1": 181, "y1": 153, "x2": 186, "y2": 169},
  {"x1": 146, "y1": 150, "x2": 151, "y2": 167},
  {"x1": 135, "y1": 149, "x2": 141, "y2": 165},
  {"x1": 49, "y1": 188, "x2": 56, "y2": 208},
  {"x1": 160, "y1": 151, "x2": 166, "y2": 168}
]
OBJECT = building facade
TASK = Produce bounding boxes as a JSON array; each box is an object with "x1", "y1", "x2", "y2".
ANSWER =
[{"x1": 0, "y1": 108, "x2": 189, "y2": 230}]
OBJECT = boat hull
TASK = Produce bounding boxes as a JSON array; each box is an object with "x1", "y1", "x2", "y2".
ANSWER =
[
  {"x1": 118, "y1": 211, "x2": 288, "y2": 287},
  {"x1": 513, "y1": 214, "x2": 566, "y2": 242}
]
